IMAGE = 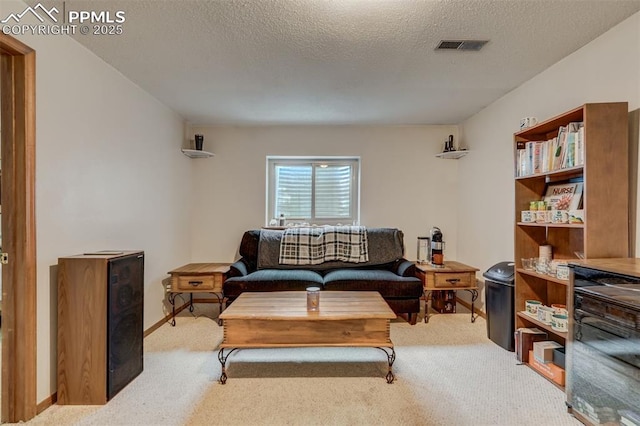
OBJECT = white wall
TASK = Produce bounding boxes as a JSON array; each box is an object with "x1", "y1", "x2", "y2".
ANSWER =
[
  {"x1": 6, "y1": 0, "x2": 193, "y2": 403},
  {"x1": 188, "y1": 125, "x2": 461, "y2": 263},
  {"x1": 458, "y1": 11, "x2": 640, "y2": 309}
]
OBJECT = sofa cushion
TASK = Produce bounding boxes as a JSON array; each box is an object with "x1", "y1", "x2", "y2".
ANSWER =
[
  {"x1": 238, "y1": 230, "x2": 261, "y2": 270},
  {"x1": 223, "y1": 269, "x2": 324, "y2": 298},
  {"x1": 322, "y1": 269, "x2": 423, "y2": 298},
  {"x1": 257, "y1": 228, "x2": 405, "y2": 270}
]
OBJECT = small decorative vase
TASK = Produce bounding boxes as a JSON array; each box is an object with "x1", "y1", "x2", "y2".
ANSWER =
[{"x1": 194, "y1": 134, "x2": 204, "y2": 151}]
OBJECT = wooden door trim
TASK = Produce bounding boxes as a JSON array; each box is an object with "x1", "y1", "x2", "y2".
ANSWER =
[{"x1": 0, "y1": 34, "x2": 37, "y2": 423}]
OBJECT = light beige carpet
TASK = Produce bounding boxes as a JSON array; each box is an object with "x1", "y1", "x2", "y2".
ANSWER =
[{"x1": 20, "y1": 305, "x2": 579, "y2": 426}]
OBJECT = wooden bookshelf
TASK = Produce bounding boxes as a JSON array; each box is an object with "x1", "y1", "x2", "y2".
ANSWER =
[{"x1": 513, "y1": 102, "x2": 629, "y2": 388}]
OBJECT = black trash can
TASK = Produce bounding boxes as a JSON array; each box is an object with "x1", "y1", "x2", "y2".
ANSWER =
[{"x1": 483, "y1": 261, "x2": 515, "y2": 351}]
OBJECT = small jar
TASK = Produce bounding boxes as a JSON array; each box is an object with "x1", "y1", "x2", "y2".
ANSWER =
[
  {"x1": 306, "y1": 287, "x2": 320, "y2": 311},
  {"x1": 556, "y1": 263, "x2": 570, "y2": 280}
]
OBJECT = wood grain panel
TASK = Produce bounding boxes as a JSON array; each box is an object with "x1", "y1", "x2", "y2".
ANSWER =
[
  {"x1": 1, "y1": 33, "x2": 37, "y2": 423},
  {"x1": 176, "y1": 275, "x2": 215, "y2": 291},
  {"x1": 582, "y1": 103, "x2": 629, "y2": 258},
  {"x1": 220, "y1": 291, "x2": 396, "y2": 320},
  {"x1": 546, "y1": 282, "x2": 568, "y2": 306},
  {"x1": 222, "y1": 318, "x2": 391, "y2": 346},
  {"x1": 433, "y1": 272, "x2": 472, "y2": 288},
  {"x1": 57, "y1": 258, "x2": 108, "y2": 405},
  {"x1": 414, "y1": 261, "x2": 479, "y2": 273},
  {"x1": 569, "y1": 258, "x2": 640, "y2": 278},
  {"x1": 546, "y1": 227, "x2": 583, "y2": 259},
  {"x1": 167, "y1": 262, "x2": 230, "y2": 275},
  {"x1": 515, "y1": 225, "x2": 546, "y2": 267}
]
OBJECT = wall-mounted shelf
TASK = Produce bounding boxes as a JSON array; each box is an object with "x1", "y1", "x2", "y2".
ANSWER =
[
  {"x1": 181, "y1": 149, "x2": 214, "y2": 159},
  {"x1": 435, "y1": 150, "x2": 469, "y2": 159}
]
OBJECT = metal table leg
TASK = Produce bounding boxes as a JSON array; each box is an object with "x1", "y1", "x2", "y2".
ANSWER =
[
  {"x1": 424, "y1": 290, "x2": 432, "y2": 323},
  {"x1": 218, "y1": 348, "x2": 238, "y2": 384},
  {"x1": 212, "y1": 293, "x2": 225, "y2": 326},
  {"x1": 169, "y1": 292, "x2": 227, "y2": 325},
  {"x1": 376, "y1": 347, "x2": 396, "y2": 383},
  {"x1": 465, "y1": 289, "x2": 479, "y2": 323},
  {"x1": 168, "y1": 292, "x2": 177, "y2": 326}
]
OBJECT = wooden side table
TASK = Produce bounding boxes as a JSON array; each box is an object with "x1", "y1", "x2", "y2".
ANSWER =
[
  {"x1": 415, "y1": 261, "x2": 479, "y2": 323},
  {"x1": 167, "y1": 263, "x2": 230, "y2": 326}
]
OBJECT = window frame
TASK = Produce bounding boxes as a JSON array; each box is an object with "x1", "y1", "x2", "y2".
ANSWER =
[{"x1": 266, "y1": 156, "x2": 361, "y2": 226}]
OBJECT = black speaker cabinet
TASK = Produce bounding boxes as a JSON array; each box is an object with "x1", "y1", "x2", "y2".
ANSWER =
[{"x1": 57, "y1": 251, "x2": 144, "y2": 405}]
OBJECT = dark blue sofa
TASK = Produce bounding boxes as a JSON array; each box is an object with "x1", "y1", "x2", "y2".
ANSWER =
[{"x1": 223, "y1": 228, "x2": 423, "y2": 324}]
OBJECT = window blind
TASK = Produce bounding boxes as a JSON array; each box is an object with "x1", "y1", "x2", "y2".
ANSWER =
[
  {"x1": 315, "y1": 165, "x2": 351, "y2": 218},
  {"x1": 270, "y1": 158, "x2": 359, "y2": 225}
]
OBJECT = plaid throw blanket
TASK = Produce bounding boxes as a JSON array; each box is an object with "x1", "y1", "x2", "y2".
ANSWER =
[{"x1": 279, "y1": 226, "x2": 369, "y2": 265}]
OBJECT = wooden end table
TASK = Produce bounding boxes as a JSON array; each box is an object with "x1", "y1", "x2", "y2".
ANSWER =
[
  {"x1": 167, "y1": 262, "x2": 230, "y2": 326},
  {"x1": 415, "y1": 261, "x2": 479, "y2": 323}
]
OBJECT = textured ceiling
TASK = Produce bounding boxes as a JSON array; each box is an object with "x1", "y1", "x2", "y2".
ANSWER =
[{"x1": 28, "y1": 0, "x2": 640, "y2": 125}]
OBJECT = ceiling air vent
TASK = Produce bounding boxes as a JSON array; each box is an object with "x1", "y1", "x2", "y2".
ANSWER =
[{"x1": 436, "y1": 40, "x2": 489, "y2": 51}]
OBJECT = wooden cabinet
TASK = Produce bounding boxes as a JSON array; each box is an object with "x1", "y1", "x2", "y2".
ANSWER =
[
  {"x1": 57, "y1": 251, "x2": 144, "y2": 404},
  {"x1": 513, "y1": 103, "x2": 629, "y2": 386}
]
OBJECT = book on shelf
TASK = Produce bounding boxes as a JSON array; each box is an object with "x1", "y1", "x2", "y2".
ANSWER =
[
  {"x1": 564, "y1": 130, "x2": 575, "y2": 168},
  {"x1": 543, "y1": 182, "x2": 583, "y2": 210},
  {"x1": 556, "y1": 126, "x2": 567, "y2": 169},
  {"x1": 533, "y1": 142, "x2": 542, "y2": 174},
  {"x1": 517, "y1": 149, "x2": 526, "y2": 177},
  {"x1": 515, "y1": 121, "x2": 584, "y2": 177},
  {"x1": 575, "y1": 124, "x2": 584, "y2": 166},
  {"x1": 551, "y1": 136, "x2": 562, "y2": 171},
  {"x1": 561, "y1": 122, "x2": 583, "y2": 168}
]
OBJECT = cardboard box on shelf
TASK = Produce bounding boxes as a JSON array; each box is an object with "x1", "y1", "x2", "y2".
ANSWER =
[
  {"x1": 553, "y1": 347, "x2": 565, "y2": 369},
  {"x1": 533, "y1": 341, "x2": 562, "y2": 364},
  {"x1": 528, "y1": 350, "x2": 565, "y2": 386}
]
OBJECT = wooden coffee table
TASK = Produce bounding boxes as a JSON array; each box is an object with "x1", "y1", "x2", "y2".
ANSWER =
[{"x1": 217, "y1": 291, "x2": 397, "y2": 383}]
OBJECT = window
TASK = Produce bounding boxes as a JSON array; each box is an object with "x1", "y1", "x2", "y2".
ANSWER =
[{"x1": 267, "y1": 157, "x2": 360, "y2": 226}]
